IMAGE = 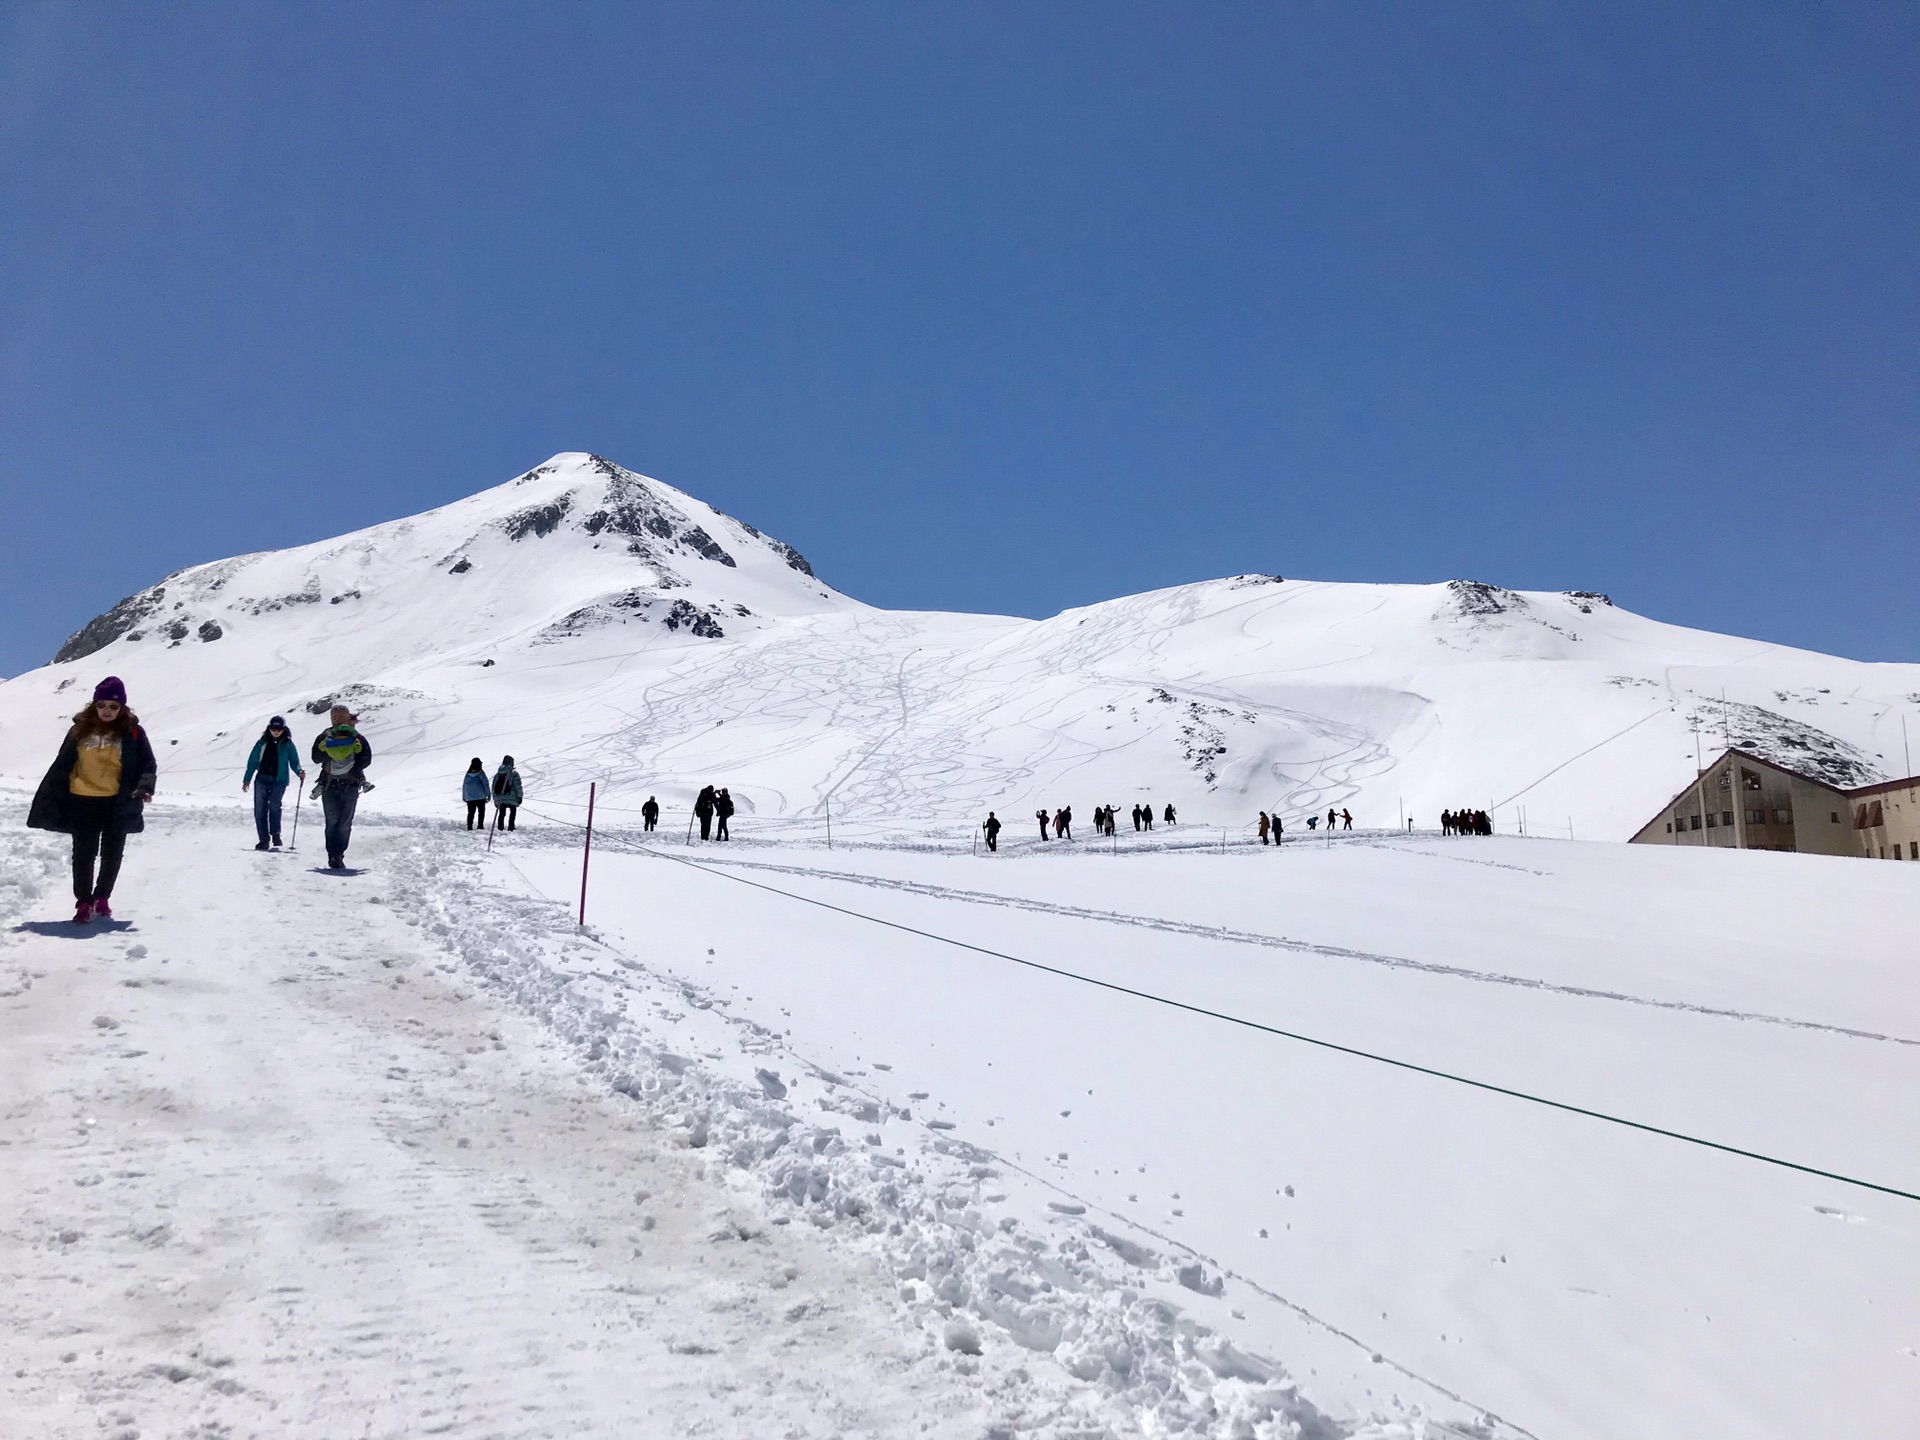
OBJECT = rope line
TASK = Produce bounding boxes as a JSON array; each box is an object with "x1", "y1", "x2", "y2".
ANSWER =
[{"x1": 512, "y1": 804, "x2": 1920, "y2": 1204}]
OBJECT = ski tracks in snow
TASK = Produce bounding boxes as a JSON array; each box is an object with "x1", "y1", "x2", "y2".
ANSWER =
[{"x1": 673, "y1": 851, "x2": 1920, "y2": 1050}]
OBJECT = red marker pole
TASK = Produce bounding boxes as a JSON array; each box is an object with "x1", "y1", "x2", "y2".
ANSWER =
[{"x1": 578, "y1": 782, "x2": 597, "y2": 928}]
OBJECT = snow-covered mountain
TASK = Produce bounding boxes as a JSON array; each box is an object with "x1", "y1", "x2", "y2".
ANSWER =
[{"x1": 4, "y1": 452, "x2": 1916, "y2": 838}]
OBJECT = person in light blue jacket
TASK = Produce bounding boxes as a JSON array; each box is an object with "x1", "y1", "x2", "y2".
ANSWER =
[
  {"x1": 462, "y1": 758, "x2": 489, "y2": 830},
  {"x1": 241, "y1": 716, "x2": 305, "y2": 850}
]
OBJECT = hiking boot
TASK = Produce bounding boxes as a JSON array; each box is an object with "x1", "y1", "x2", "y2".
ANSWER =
[
  {"x1": 91, "y1": 899, "x2": 112, "y2": 920},
  {"x1": 271, "y1": 835, "x2": 282, "y2": 847},
  {"x1": 255, "y1": 841, "x2": 270, "y2": 851},
  {"x1": 73, "y1": 900, "x2": 94, "y2": 924}
]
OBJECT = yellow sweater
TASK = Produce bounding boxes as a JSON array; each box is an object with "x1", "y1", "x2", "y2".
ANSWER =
[{"x1": 69, "y1": 733, "x2": 123, "y2": 797}]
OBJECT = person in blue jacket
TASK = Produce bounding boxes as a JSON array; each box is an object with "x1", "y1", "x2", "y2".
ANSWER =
[
  {"x1": 490, "y1": 755, "x2": 523, "y2": 831},
  {"x1": 462, "y1": 758, "x2": 490, "y2": 829},
  {"x1": 27, "y1": 676, "x2": 158, "y2": 923},
  {"x1": 242, "y1": 715, "x2": 306, "y2": 850}
]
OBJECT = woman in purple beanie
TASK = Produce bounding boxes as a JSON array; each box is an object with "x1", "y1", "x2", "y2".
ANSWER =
[{"x1": 27, "y1": 676, "x2": 158, "y2": 924}]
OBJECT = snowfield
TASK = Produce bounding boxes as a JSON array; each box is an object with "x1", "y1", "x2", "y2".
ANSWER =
[
  {"x1": 4, "y1": 800, "x2": 1917, "y2": 1438},
  {"x1": 4, "y1": 452, "x2": 1919, "y2": 1438}
]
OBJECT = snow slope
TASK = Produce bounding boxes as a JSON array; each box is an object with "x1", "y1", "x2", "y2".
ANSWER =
[{"x1": 2, "y1": 452, "x2": 1915, "y2": 839}]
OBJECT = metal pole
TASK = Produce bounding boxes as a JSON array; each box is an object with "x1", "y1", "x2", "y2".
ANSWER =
[
  {"x1": 825, "y1": 797, "x2": 833, "y2": 851},
  {"x1": 578, "y1": 782, "x2": 596, "y2": 928},
  {"x1": 289, "y1": 785, "x2": 302, "y2": 852}
]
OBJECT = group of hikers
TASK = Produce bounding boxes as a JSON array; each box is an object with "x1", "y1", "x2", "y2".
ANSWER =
[
  {"x1": 692, "y1": 784, "x2": 735, "y2": 840},
  {"x1": 462, "y1": 756, "x2": 524, "y2": 832},
  {"x1": 1442, "y1": 808, "x2": 1494, "y2": 836},
  {"x1": 28, "y1": 678, "x2": 379, "y2": 923}
]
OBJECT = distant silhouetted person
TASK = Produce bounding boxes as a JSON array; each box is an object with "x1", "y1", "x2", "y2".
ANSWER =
[
  {"x1": 1037, "y1": 809, "x2": 1050, "y2": 841},
  {"x1": 461, "y1": 757, "x2": 488, "y2": 830},
  {"x1": 983, "y1": 811, "x2": 1000, "y2": 852},
  {"x1": 641, "y1": 795, "x2": 659, "y2": 832},
  {"x1": 1164, "y1": 804, "x2": 1176, "y2": 825},
  {"x1": 1257, "y1": 812, "x2": 1270, "y2": 845},
  {"x1": 1341, "y1": 808, "x2": 1352, "y2": 830},
  {"x1": 1326, "y1": 807, "x2": 1337, "y2": 831},
  {"x1": 1132, "y1": 804, "x2": 1143, "y2": 832},
  {"x1": 695, "y1": 785, "x2": 716, "y2": 840},
  {"x1": 715, "y1": 786, "x2": 734, "y2": 840}
]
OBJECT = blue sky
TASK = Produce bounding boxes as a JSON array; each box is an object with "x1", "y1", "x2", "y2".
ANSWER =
[{"x1": 2, "y1": 2, "x2": 1914, "y2": 675}]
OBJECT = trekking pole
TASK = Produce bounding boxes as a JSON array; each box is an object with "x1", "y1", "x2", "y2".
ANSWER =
[
  {"x1": 685, "y1": 810, "x2": 695, "y2": 846},
  {"x1": 289, "y1": 785, "x2": 303, "y2": 852},
  {"x1": 825, "y1": 797, "x2": 833, "y2": 851},
  {"x1": 578, "y1": 782, "x2": 596, "y2": 928},
  {"x1": 487, "y1": 802, "x2": 500, "y2": 852}
]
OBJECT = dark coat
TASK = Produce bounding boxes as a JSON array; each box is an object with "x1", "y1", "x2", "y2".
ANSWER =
[
  {"x1": 694, "y1": 786, "x2": 716, "y2": 817},
  {"x1": 714, "y1": 791, "x2": 734, "y2": 818},
  {"x1": 28, "y1": 723, "x2": 159, "y2": 835}
]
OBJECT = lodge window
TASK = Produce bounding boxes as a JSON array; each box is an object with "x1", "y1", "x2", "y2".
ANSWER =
[
  {"x1": 1722, "y1": 811, "x2": 1734, "y2": 826},
  {"x1": 1742, "y1": 769, "x2": 1762, "y2": 790},
  {"x1": 1745, "y1": 808, "x2": 1766, "y2": 826},
  {"x1": 1706, "y1": 813, "x2": 1717, "y2": 827},
  {"x1": 1689, "y1": 815, "x2": 1702, "y2": 831},
  {"x1": 1773, "y1": 809, "x2": 1791, "y2": 824},
  {"x1": 1911, "y1": 841, "x2": 1918, "y2": 860}
]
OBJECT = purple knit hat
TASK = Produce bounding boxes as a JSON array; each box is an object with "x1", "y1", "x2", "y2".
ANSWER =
[{"x1": 92, "y1": 676, "x2": 127, "y2": 705}]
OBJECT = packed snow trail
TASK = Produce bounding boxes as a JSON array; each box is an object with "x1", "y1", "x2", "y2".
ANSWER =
[{"x1": 0, "y1": 808, "x2": 1039, "y2": 1440}]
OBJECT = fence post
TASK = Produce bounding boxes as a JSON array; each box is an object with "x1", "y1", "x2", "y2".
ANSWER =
[
  {"x1": 826, "y1": 797, "x2": 833, "y2": 851},
  {"x1": 578, "y1": 782, "x2": 596, "y2": 929}
]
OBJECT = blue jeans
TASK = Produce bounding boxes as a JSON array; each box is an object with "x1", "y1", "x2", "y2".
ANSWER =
[
  {"x1": 253, "y1": 780, "x2": 287, "y2": 844},
  {"x1": 321, "y1": 784, "x2": 360, "y2": 861}
]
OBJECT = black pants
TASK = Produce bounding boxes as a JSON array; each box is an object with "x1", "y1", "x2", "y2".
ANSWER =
[
  {"x1": 985, "y1": 832, "x2": 997, "y2": 851},
  {"x1": 70, "y1": 796, "x2": 128, "y2": 903},
  {"x1": 643, "y1": 816, "x2": 656, "y2": 831},
  {"x1": 322, "y1": 784, "x2": 360, "y2": 861},
  {"x1": 716, "y1": 815, "x2": 729, "y2": 840},
  {"x1": 698, "y1": 813, "x2": 712, "y2": 839},
  {"x1": 495, "y1": 804, "x2": 517, "y2": 831},
  {"x1": 466, "y1": 800, "x2": 486, "y2": 829}
]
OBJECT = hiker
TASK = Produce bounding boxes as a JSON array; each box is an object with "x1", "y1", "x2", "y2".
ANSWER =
[
  {"x1": 1059, "y1": 805, "x2": 1073, "y2": 840},
  {"x1": 695, "y1": 785, "x2": 716, "y2": 840},
  {"x1": 1441, "y1": 809, "x2": 1453, "y2": 836},
  {"x1": 310, "y1": 705, "x2": 372, "y2": 870},
  {"x1": 28, "y1": 676, "x2": 157, "y2": 924},
  {"x1": 1132, "y1": 804, "x2": 1143, "y2": 832},
  {"x1": 1272, "y1": 812, "x2": 1283, "y2": 840},
  {"x1": 715, "y1": 786, "x2": 734, "y2": 840},
  {"x1": 1258, "y1": 812, "x2": 1270, "y2": 845},
  {"x1": 1036, "y1": 808, "x2": 1050, "y2": 841},
  {"x1": 491, "y1": 756, "x2": 523, "y2": 831},
  {"x1": 1164, "y1": 803, "x2": 1176, "y2": 825},
  {"x1": 641, "y1": 795, "x2": 660, "y2": 832},
  {"x1": 1306, "y1": 814, "x2": 1318, "y2": 831},
  {"x1": 1142, "y1": 804, "x2": 1153, "y2": 831},
  {"x1": 983, "y1": 811, "x2": 1001, "y2": 852},
  {"x1": 242, "y1": 715, "x2": 305, "y2": 850},
  {"x1": 1341, "y1": 808, "x2": 1352, "y2": 830},
  {"x1": 461, "y1": 758, "x2": 489, "y2": 829}
]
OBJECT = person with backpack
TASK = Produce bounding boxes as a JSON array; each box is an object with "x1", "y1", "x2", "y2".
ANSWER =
[
  {"x1": 28, "y1": 676, "x2": 158, "y2": 923},
  {"x1": 462, "y1": 758, "x2": 489, "y2": 829},
  {"x1": 242, "y1": 716, "x2": 305, "y2": 850},
  {"x1": 310, "y1": 705, "x2": 372, "y2": 870},
  {"x1": 714, "y1": 786, "x2": 734, "y2": 840},
  {"x1": 491, "y1": 756, "x2": 523, "y2": 831},
  {"x1": 694, "y1": 785, "x2": 716, "y2": 840},
  {"x1": 1164, "y1": 803, "x2": 1176, "y2": 825},
  {"x1": 983, "y1": 811, "x2": 1001, "y2": 852},
  {"x1": 641, "y1": 795, "x2": 660, "y2": 832}
]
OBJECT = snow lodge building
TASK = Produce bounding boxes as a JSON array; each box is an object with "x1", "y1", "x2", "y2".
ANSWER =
[{"x1": 1629, "y1": 747, "x2": 1920, "y2": 860}]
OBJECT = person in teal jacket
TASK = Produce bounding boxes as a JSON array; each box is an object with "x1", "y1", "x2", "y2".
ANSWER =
[
  {"x1": 490, "y1": 756, "x2": 523, "y2": 832},
  {"x1": 462, "y1": 758, "x2": 490, "y2": 829},
  {"x1": 242, "y1": 715, "x2": 306, "y2": 850}
]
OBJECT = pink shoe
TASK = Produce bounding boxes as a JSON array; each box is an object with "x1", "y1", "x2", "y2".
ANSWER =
[
  {"x1": 91, "y1": 899, "x2": 113, "y2": 921},
  {"x1": 73, "y1": 900, "x2": 94, "y2": 924}
]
